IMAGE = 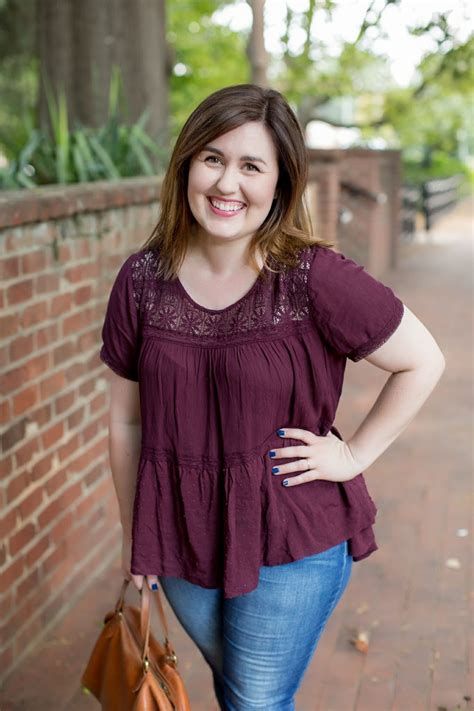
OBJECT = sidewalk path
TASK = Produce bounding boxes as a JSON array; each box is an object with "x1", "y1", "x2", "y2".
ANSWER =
[{"x1": 2, "y1": 198, "x2": 473, "y2": 711}]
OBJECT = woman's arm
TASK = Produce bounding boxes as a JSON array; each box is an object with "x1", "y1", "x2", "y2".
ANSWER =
[
  {"x1": 108, "y1": 372, "x2": 141, "y2": 537},
  {"x1": 347, "y1": 304, "x2": 446, "y2": 470}
]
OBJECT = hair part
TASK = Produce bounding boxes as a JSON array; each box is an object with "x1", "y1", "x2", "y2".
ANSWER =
[{"x1": 141, "y1": 83, "x2": 335, "y2": 281}]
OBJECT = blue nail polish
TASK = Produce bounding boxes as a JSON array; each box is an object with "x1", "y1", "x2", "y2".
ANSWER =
[
  {"x1": 282, "y1": 479, "x2": 289, "y2": 486},
  {"x1": 272, "y1": 467, "x2": 279, "y2": 474},
  {"x1": 269, "y1": 450, "x2": 276, "y2": 458},
  {"x1": 277, "y1": 429, "x2": 285, "y2": 436},
  {"x1": 151, "y1": 583, "x2": 159, "y2": 590}
]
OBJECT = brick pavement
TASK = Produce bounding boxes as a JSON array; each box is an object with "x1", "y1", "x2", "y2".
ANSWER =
[{"x1": 1, "y1": 198, "x2": 472, "y2": 711}]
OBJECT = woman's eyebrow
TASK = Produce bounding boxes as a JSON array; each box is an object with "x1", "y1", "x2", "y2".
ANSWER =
[{"x1": 202, "y1": 145, "x2": 267, "y2": 166}]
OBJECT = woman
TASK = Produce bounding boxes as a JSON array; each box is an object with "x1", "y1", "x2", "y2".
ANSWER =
[{"x1": 99, "y1": 84, "x2": 445, "y2": 710}]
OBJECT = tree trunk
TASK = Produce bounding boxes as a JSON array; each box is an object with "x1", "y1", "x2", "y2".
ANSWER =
[
  {"x1": 246, "y1": 0, "x2": 268, "y2": 87},
  {"x1": 37, "y1": 0, "x2": 170, "y2": 149}
]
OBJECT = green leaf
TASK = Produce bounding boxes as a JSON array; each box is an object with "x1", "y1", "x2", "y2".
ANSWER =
[
  {"x1": 129, "y1": 134, "x2": 155, "y2": 174},
  {"x1": 72, "y1": 143, "x2": 88, "y2": 182},
  {"x1": 88, "y1": 135, "x2": 120, "y2": 179}
]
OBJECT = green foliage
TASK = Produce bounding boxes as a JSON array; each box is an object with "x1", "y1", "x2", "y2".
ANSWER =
[
  {"x1": 275, "y1": 0, "x2": 401, "y2": 113},
  {"x1": 0, "y1": 0, "x2": 471, "y2": 188},
  {"x1": 0, "y1": 0, "x2": 251, "y2": 185},
  {"x1": 0, "y1": 54, "x2": 37, "y2": 156},
  {"x1": 402, "y1": 151, "x2": 471, "y2": 185},
  {"x1": 0, "y1": 66, "x2": 169, "y2": 189},
  {"x1": 166, "y1": 1, "x2": 249, "y2": 141},
  {"x1": 375, "y1": 34, "x2": 474, "y2": 180},
  {"x1": 271, "y1": 2, "x2": 472, "y2": 185}
]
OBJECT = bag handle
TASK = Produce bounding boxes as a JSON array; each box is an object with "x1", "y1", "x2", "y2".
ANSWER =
[{"x1": 115, "y1": 578, "x2": 178, "y2": 668}]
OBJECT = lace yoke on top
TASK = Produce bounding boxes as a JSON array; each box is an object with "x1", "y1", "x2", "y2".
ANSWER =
[
  {"x1": 129, "y1": 247, "x2": 314, "y2": 341},
  {"x1": 100, "y1": 242, "x2": 407, "y2": 597}
]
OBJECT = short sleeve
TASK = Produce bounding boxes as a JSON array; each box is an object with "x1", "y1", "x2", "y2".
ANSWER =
[
  {"x1": 99, "y1": 253, "x2": 141, "y2": 381},
  {"x1": 308, "y1": 246, "x2": 404, "y2": 362}
]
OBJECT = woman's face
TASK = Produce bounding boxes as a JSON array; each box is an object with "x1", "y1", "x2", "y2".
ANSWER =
[{"x1": 187, "y1": 121, "x2": 279, "y2": 246}]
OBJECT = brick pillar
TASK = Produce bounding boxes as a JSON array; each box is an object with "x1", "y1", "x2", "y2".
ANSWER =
[{"x1": 307, "y1": 149, "x2": 342, "y2": 246}]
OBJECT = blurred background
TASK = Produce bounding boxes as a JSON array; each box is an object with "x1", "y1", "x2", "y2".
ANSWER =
[
  {"x1": 0, "y1": 2, "x2": 473, "y2": 710},
  {"x1": 0, "y1": 0, "x2": 472, "y2": 191}
]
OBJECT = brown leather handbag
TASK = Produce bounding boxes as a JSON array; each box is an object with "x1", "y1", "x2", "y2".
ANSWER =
[{"x1": 81, "y1": 577, "x2": 192, "y2": 710}]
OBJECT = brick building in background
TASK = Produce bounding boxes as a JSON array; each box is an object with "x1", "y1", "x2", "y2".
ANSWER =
[{"x1": 0, "y1": 148, "x2": 402, "y2": 683}]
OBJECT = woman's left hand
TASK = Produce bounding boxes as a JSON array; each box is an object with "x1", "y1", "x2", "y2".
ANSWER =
[{"x1": 269, "y1": 427, "x2": 364, "y2": 487}]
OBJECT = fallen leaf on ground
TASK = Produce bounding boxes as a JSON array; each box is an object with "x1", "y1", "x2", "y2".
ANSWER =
[
  {"x1": 445, "y1": 558, "x2": 461, "y2": 569},
  {"x1": 350, "y1": 630, "x2": 369, "y2": 653}
]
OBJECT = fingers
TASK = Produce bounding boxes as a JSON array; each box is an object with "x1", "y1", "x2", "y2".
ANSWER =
[
  {"x1": 279, "y1": 471, "x2": 321, "y2": 487},
  {"x1": 131, "y1": 573, "x2": 144, "y2": 590},
  {"x1": 127, "y1": 573, "x2": 160, "y2": 592},
  {"x1": 146, "y1": 575, "x2": 160, "y2": 591},
  {"x1": 271, "y1": 457, "x2": 314, "y2": 476},
  {"x1": 275, "y1": 428, "x2": 319, "y2": 444},
  {"x1": 269, "y1": 444, "x2": 308, "y2": 459}
]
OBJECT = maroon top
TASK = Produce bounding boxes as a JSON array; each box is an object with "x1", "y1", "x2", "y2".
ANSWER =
[{"x1": 100, "y1": 243, "x2": 404, "y2": 598}]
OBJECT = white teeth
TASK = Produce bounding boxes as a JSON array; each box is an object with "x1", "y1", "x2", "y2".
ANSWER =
[{"x1": 209, "y1": 198, "x2": 245, "y2": 212}]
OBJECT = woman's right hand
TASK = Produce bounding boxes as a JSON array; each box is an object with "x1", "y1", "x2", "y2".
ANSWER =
[{"x1": 121, "y1": 531, "x2": 160, "y2": 592}]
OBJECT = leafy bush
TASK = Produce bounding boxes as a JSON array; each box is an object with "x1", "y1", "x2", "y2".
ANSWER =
[{"x1": 0, "y1": 66, "x2": 169, "y2": 189}]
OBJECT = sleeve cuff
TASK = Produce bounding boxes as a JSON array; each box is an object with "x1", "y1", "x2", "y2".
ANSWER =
[
  {"x1": 348, "y1": 299, "x2": 405, "y2": 363},
  {"x1": 99, "y1": 348, "x2": 139, "y2": 382}
]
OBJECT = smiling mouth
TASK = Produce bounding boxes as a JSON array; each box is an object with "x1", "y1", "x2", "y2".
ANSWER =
[{"x1": 207, "y1": 197, "x2": 247, "y2": 215}]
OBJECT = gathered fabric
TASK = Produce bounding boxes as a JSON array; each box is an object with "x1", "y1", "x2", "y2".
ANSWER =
[{"x1": 100, "y1": 243, "x2": 404, "y2": 599}]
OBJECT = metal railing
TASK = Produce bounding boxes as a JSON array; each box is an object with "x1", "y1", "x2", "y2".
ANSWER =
[
  {"x1": 422, "y1": 174, "x2": 464, "y2": 230},
  {"x1": 401, "y1": 185, "x2": 421, "y2": 239},
  {"x1": 401, "y1": 173, "x2": 464, "y2": 236}
]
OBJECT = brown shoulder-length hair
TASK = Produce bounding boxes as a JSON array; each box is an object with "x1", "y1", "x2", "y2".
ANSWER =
[{"x1": 141, "y1": 83, "x2": 335, "y2": 280}]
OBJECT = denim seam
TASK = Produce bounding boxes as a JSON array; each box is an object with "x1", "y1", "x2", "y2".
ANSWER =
[
  {"x1": 298, "y1": 540, "x2": 349, "y2": 661},
  {"x1": 327, "y1": 540, "x2": 349, "y2": 619}
]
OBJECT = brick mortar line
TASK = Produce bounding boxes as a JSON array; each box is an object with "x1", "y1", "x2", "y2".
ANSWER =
[
  {"x1": 0, "y1": 242, "x2": 149, "y2": 278},
  {"x1": 1, "y1": 300, "x2": 106, "y2": 323},
  {"x1": 0, "y1": 458, "x2": 113, "y2": 570},
  {"x1": 1, "y1": 431, "x2": 110, "y2": 516},
  {"x1": 0, "y1": 479, "x2": 113, "y2": 592},
  {"x1": 1, "y1": 377, "x2": 109, "y2": 445},
  {"x1": 0, "y1": 177, "x2": 162, "y2": 231},
  {"x1": 1, "y1": 271, "x2": 112, "y2": 289},
  {"x1": 0, "y1": 378, "x2": 108, "y2": 434},
  {"x1": 0, "y1": 336, "x2": 105, "y2": 382},
  {"x1": 0, "y1": 527, "x2": 121, "y2": 686}
]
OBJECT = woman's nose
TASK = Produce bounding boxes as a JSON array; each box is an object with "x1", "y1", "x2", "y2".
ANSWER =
[{"x1": 215, "y1": 165, "x2": 241, "y2": 193}]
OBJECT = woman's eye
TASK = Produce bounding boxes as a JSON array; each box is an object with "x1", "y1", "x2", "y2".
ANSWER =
[{"x1": 204, "y1": 156, "x2": 259, "y2": 172}]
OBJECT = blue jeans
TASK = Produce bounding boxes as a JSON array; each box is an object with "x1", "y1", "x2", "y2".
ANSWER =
[{"x1": 158, "y1": 539, "x2": 353, "y2": 710}]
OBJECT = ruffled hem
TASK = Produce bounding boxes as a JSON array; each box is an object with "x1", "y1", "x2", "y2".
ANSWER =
[
  {"x1": 131, "y1": 527, "x2": 377, "y2": 596},
  {"x1": 129, "y1": 437, "x2": 378, "y2": 599}
]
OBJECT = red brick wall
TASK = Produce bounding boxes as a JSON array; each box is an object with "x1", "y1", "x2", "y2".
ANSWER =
[
  {"x1": 309, "y1": 148, "x2": 402, "y2": 275},
  {"x1": 307, "y1": 149, "x2": 343, "y2": 245},
  {"x1": 0, "y1": 177, "x2": 160, "y2": 682},
  {"x1": 0, "y1": 150, "x2": 401, "y2": 683},
  {"x1": 337, "y1": 148, "x2": 402, "y2": 273}
]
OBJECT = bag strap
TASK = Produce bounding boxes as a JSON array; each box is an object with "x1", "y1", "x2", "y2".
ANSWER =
[{"x1": 116, "y1": 578, "x2": 178, "y2": 666}]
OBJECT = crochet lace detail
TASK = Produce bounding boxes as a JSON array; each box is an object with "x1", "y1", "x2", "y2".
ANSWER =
[{"x1": 130, "y1": 246, "x2": 315, "y2": 340}]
